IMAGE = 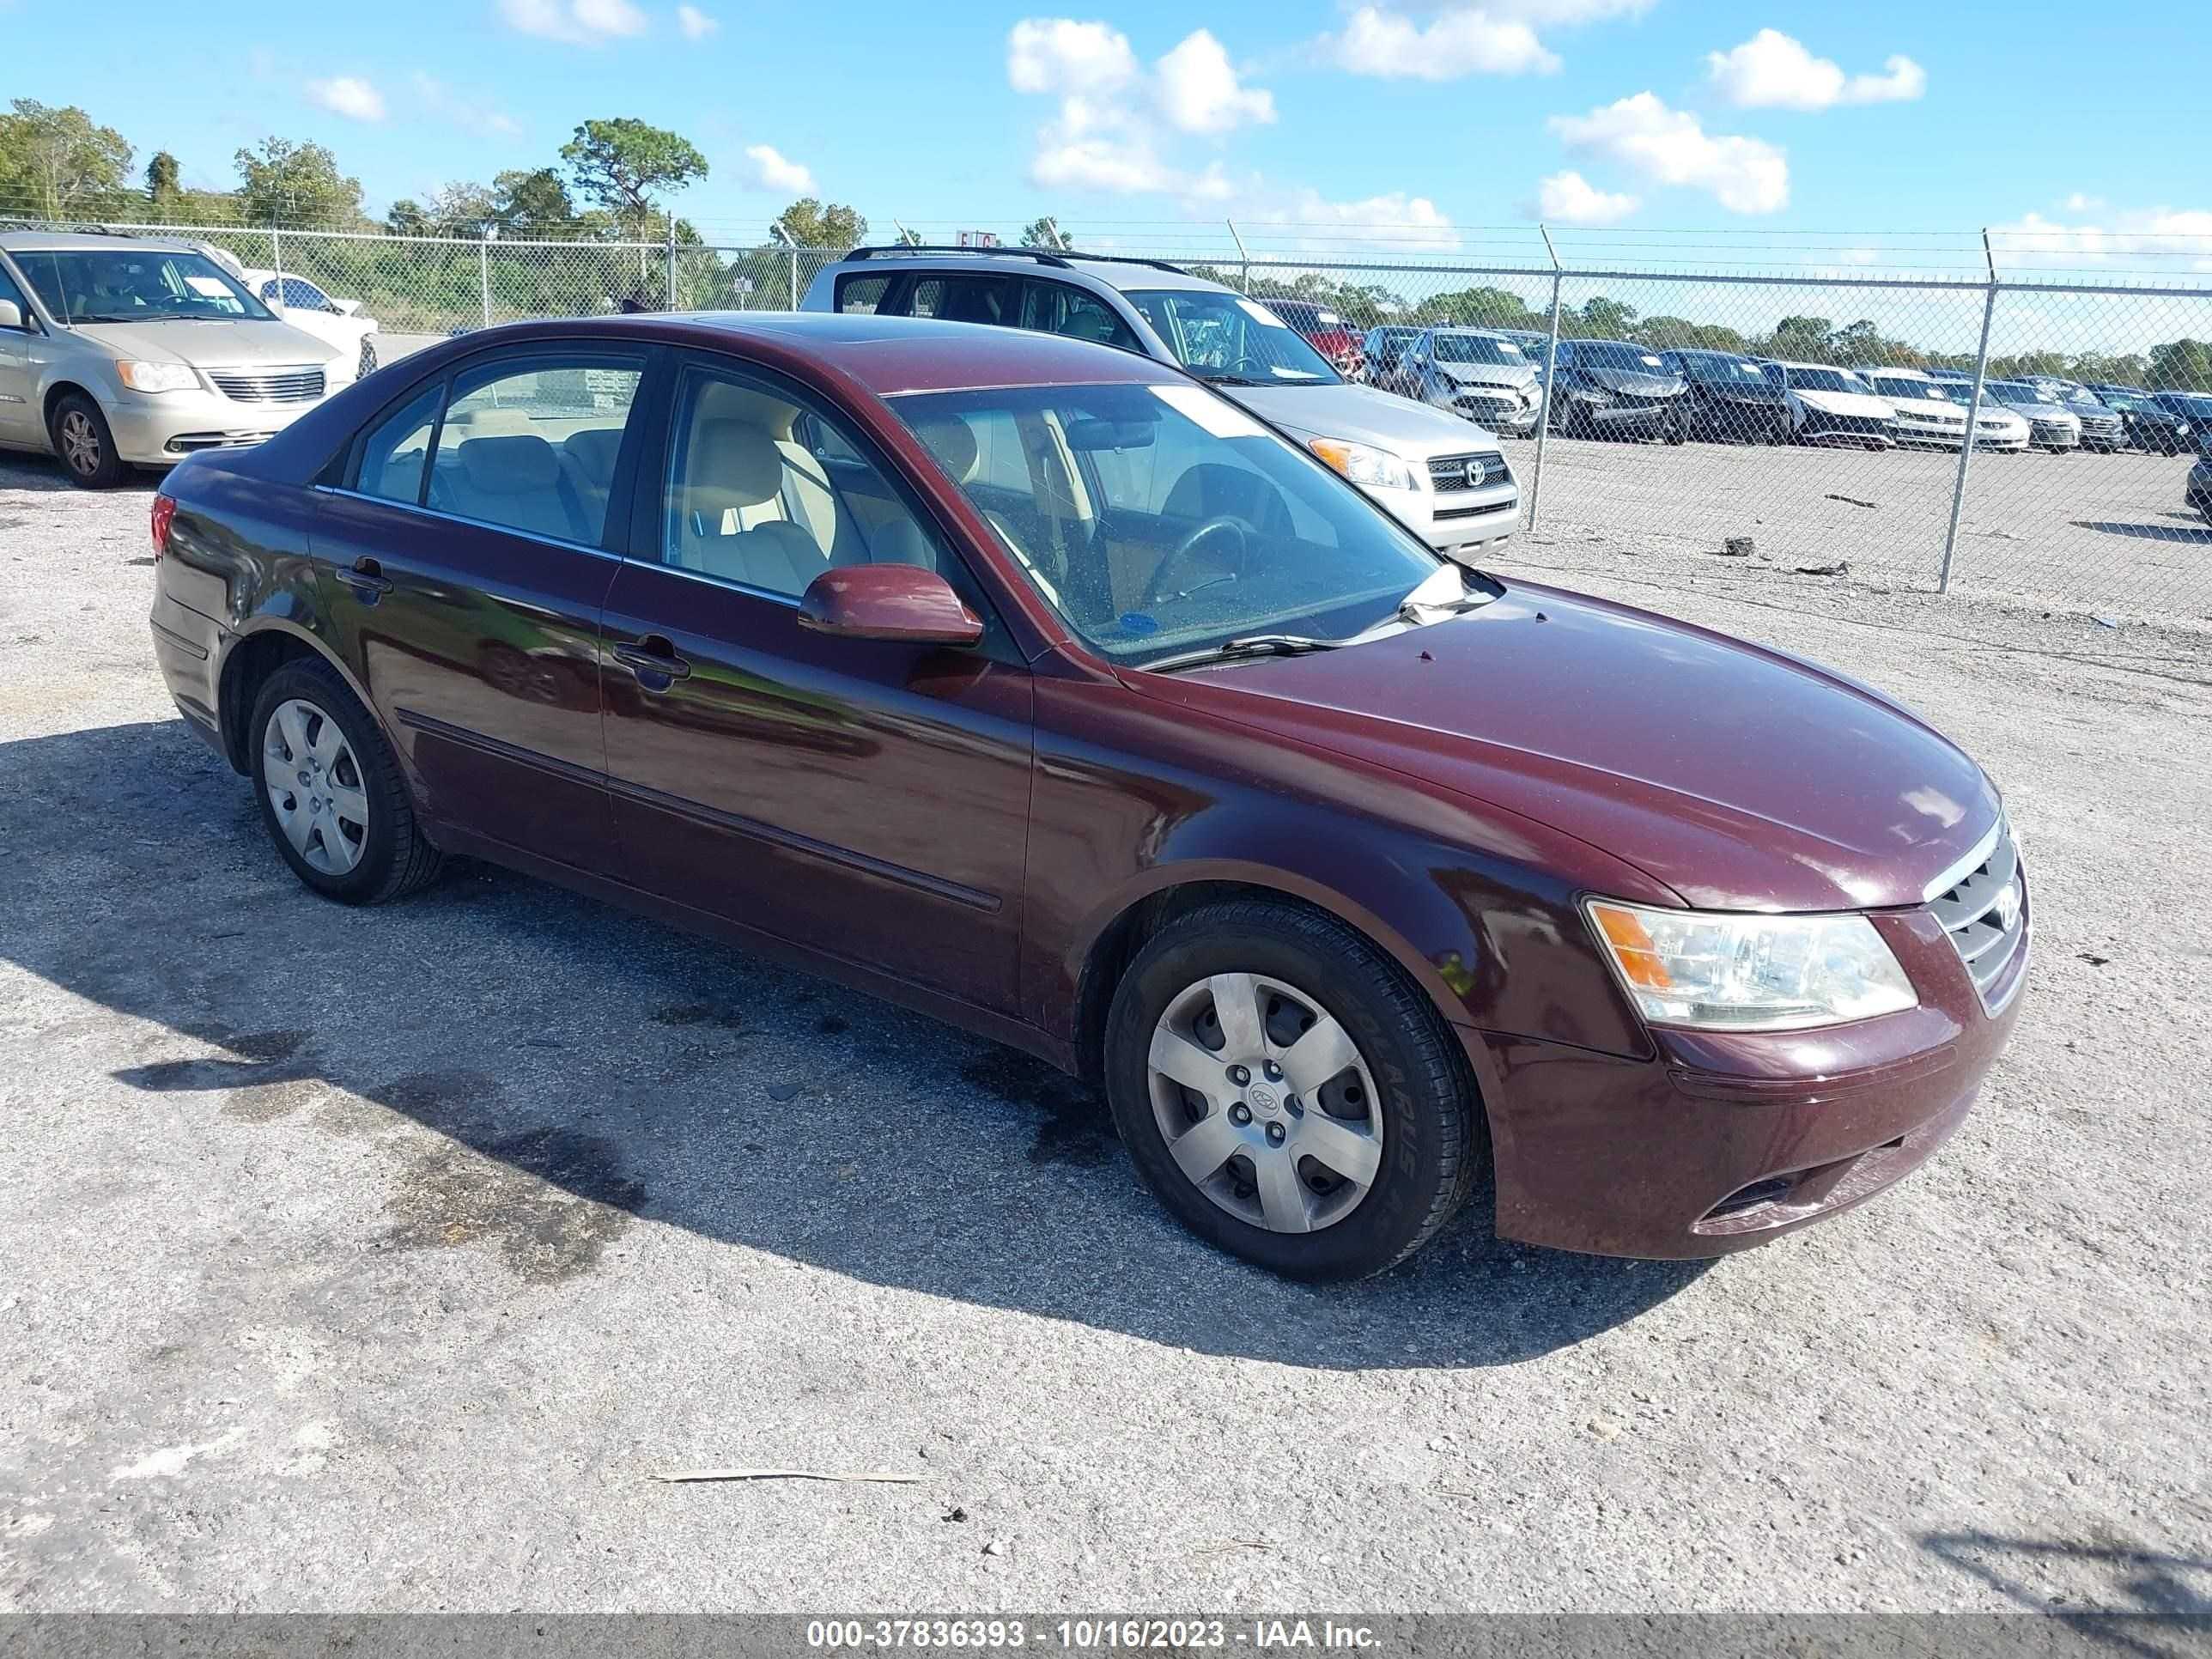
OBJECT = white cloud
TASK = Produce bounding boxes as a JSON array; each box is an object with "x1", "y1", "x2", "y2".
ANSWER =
[
  {"x1": 1155, "y1": 29, "x2": 1275, "y2": 134},
  {"x1": 1252, "y1": 187, "x2": 1460, "y2": 250},
  {"x1": 1705, "y1": 29, "x2": 1925, "y2": 110},
  {"x1": 306, "y1": 76, "x2": 385, "y2": 122},
  {"x1": 676, "y1": 3, "x2": 717, "y2": 37},
  {"x1": 1008, "y1": 18, "x2": 1139, "y2": 94},
  {"x1": 1319, "y1": 0, "x2": 1652, "y2": 81},
  {"x1": 1990, "y1": 207, "x2": 2212, "y2": 272},
  {"x1": 739, "y1": 143, "x2": 815, "y2": 194},
  {"x1": 1010, "y1": 17, "x2": 1280, "y2": 197},
  {"x1": 2062, "y1": 192, "x2": 2105, "y2": 212},
  {"x1": 411, "y1": 74, "x2": 521, "y2": 138},
  {"x1": 1550, "y1": 93, "x2": 1789, "y2": 214},
  {"x1": 1532, "y1": 169, "x2": 1638, "y2": 225},
  {"x1": 498, "y1": 0, "x2": 646, "y2": 45}
]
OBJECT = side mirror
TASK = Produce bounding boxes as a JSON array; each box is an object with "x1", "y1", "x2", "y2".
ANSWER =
[
  {"x1": 0, "y1": 300, "x2": 21, "y2": 330},
  {"x1": 798, "y1": 563, "x2": 982, "y2": 647}
]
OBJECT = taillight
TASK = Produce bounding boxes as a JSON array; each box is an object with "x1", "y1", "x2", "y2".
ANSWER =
[{"x1": 150, "y1": 493, "x2": 176, "y2": 559}]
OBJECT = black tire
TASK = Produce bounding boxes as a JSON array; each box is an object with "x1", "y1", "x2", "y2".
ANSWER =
[
  {"x1": 247, "y1": 656, "x2": 442, "y2": 905},
  {"x1": 49, "y1": 392, "x2": 128, "y2": 489},
  {"x1": 1103, "y1": 900, "x2": 1481, "y2": 1280}
]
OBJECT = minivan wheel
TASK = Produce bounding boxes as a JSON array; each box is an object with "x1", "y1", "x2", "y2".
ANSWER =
[
  {"x1": 51, "y1": 392, "x2": 127, "y2": 489},
  {"x1": 1103, "y1": 900, "x2": 1480, "y2": 1280},
  {"x1": 248, "y1": 658, "x2": 441, "y2": 904}
]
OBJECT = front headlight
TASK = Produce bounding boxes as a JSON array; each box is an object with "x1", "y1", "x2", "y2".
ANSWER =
[
  {"x1": 1585, "y1": 900, "x2": 1917, "y2": 1032},
  {"x1": 1308, "y1": 438, "x2": 1417, "y2": 491},
  {"x1": 115, "y1": 360, "x2": 199, "y2": 394}
]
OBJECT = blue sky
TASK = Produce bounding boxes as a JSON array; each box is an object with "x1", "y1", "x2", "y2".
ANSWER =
[{"x1": 11, "y1": 0, "x2": 2211, "y2": 266}]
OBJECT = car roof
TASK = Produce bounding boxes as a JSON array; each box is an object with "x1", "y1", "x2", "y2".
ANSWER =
[
  {"x1": 479, "y1": 312, "x2": 1193, "y2": 398},
  {"x1": 1770, "y1": 358, "x2": 1859, "y2": 371},
  {"x1": 833, "y1": 249, "x2": 1229, "y2": 295},
  {"x1": 0, "y1": 229, "x2": 200, "y2": 252}
]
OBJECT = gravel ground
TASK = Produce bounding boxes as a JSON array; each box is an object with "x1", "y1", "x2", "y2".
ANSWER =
[{"x1": 1, "y1": 447, "x2": 2208, "y2": 1616}]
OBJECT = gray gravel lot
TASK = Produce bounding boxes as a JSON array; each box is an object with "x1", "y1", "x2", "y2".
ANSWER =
[{"x1": 1, "y1": 446, "x2": 2207, "y2": 1616}]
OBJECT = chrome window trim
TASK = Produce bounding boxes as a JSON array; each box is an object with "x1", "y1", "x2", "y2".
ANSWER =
[
  {"x1": 1921, "y1": 815, "x2": 2006, "y2": 905},
  {"x1": 311, "y1": 484, "x2": 623, "y2": 562}
]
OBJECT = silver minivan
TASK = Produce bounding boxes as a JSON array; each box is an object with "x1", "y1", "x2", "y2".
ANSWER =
[
  {"x1": 803, "y1": 247, "x2": 1519, "y2": 553},
  {"x1": 0, "y1": 231, "x2": 347, "y2": 488}
]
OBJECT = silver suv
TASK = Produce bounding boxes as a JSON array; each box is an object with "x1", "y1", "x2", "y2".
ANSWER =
[
  {"x1": 803, "y1": 247, "x2": 1518, "y2": 552},
  {"x1": 0, "y1": 231, "x2": 347, "y2": 488}
]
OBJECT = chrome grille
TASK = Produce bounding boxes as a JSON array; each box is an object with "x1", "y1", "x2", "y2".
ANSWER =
[
  {"x1": 1929, "y1": 821, "x2": 2028, "y2": 1011},
  {"x1": 1429, "y1": 451, "x2": 1510, "y2": 492},
  {"x1": 208, "y1": 365, "x2": 327, "y2": 404}
]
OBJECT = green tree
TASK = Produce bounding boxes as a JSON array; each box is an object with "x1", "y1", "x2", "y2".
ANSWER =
[
  {"x1": 1020, "y1": 215, "x2": 1069, "y2": 250},
  {"x1": 2147, "y1": 338, "x2": 2212, "y2": 392},
  {"x1": 234, "y1": 137, "x2": 365, "y2": 227},
  {"x1": 1633, "y1": 315, "x2": 1748, "y2": 353},
  {"x1": 1765, "y1": 314, "x2": 1837, "y2": 362},
  {"x1": 1426, "y1": 285, "x2": 1547, "y2": 331},
  {"x1": 493, "y1": 167, "x2": 578, "y2": 234},
  {"x1": 0, "y1": 100, "x2": 134, "y2": 218},
  {"x1": 1576, "y1": 295, "x2": 1639, "y2": 338},
  {"x1": 144, "y1": 150, "x2": 181, "y2": 213},
  {"x1": 560, "y1": 118, "x2": 707, "y2": 226},
  {"x1": 772, "y1": 198, "x2": 868, "y2": 248}
]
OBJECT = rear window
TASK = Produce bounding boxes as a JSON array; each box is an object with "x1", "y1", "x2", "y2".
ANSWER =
[{"x1": 834, "y1": 272, "x2": 892, "y2": 314}]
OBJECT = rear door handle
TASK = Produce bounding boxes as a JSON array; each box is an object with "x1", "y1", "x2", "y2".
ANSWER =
[
  {"x1": 337, "y1": 556, "x2": 393, "y2": 598},
  {"x1": 611, "y1": 635, "x2": 692, "y2": 685}
]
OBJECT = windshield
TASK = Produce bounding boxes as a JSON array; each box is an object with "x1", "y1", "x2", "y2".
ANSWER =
[
  {"x1": 891, "y1": 380, "x2": 1445, "y2": 666},
  {"x1": 1125, "y1": 289, "x2": 1340, "y2": 385},
  {"x1": 1990, "y1": 382, "x2": 2057, "y2": 404},
  {"x1": 1785, "y1": 366, "x2": 1872, "y2": 394},
  {"x1": 1680, "y1": 354, "x2": 1766, "y2": 383},
  {"x1": 13, "y1": 246, "x2": 273, "y2": 325},
  {"x1": 2096, "y1": 389, "x2": 2148, "y2": 411},
  {"x1": 1872, "y1": 375, "x2": 1950, "y2": 403},
  {"x1": 1127, "y1": 290, "x2": 1341, "y2": 385},
  {"x1": 1432, "y1": 333, "x2": 1522, "y2": 366},
  {"x1": 2160, "y1": 392, "x2": 2212, "y2": 418},
  {"x1": 1575, "y1": 343, "x2": 1668, "y2": 373}
]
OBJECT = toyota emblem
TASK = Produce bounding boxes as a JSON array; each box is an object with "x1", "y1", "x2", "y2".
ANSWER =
[{"x1": 1462, "y1": 459, "x2": 1487, "y2": 488}]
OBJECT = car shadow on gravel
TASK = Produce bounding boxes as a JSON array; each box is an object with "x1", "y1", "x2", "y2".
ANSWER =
[
  {"x1": 2070, "y1": 520, "x2": 2212, "y2": 544},
  {"x1": 1921, "y1": 1531, "x2": 2212, "y2": 1649},
  {"x1": 2, "y1": 718, "x2": 1711, "y2": 1371}
]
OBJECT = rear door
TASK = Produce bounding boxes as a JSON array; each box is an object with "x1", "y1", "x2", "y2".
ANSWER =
[
  {"x1": 599, "y1": 353, "x2": 1036, "y2": 1014},
  {"x1": 314, "y1": 343, "x2": 651, "y2": 872},
  {"x1": 0, "y1": 261, "x2": 36, "y2": 447}
]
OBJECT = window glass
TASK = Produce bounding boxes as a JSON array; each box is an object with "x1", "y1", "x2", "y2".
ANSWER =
[
  {"x1": 13, "y1": 247, "x2": 270, "y2": 323},
  {"x1": 1121, "y1": 289, "x2": 1340, "y2": 385},
  {"x1": 902, "y1": 274, "x2": 1017, "y2": 326},
  {"x1": 266, "y1": 276, "x2": 337, "y2": 312},
  {"x1": 835, "y1": 273, "x2": 892, "y2": 314},
  {"x1": 1020, "y1": 282, "x2": 1139, "y2": 350},
  {"x1": 355, "y1": 382, "x2": 445, "y2": 506},
  {"x1": 662, "y1": 366, "x2": 958, "y2": 602},
  {"x1": 0, "y1": 262, "x2": 30, "y2": 324},
  {"x1": 892, "y1": 381, "x2": 1442, "y2": 665},
  {"x1": 425, "y1": 353, "x2": 643, "y2": 544}
]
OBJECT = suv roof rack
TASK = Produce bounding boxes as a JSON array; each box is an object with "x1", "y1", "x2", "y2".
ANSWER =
[{"x1": 842, "y1": 244, "x2": 1189, "y2": 276}]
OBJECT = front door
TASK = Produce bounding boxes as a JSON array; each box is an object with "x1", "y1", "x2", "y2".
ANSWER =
[
  {"x1": 314, "y1": 345, "x2": 648, "y2": 872},
  {"x1": 0, "y1": 262, "x2": 37, "y2": 447},
  {"x1": 600, "y1": 358, "x2": 1034, "y2": 1016}
]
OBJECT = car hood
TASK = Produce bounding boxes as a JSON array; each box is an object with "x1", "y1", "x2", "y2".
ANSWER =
[
  {"x1": 1128, "y1": 583, "x2": 1999, "y2": 913},
  {"x1": 1433, "y1": 362, "x2": 1537, "y2": 392},
  {"x1": 1573, "y1": 366, "x2": 1684, "y2": 398},
  {"x1": 1885, "y1": 394, "x2": 1965, "y2": 418},
  {"x1": 1790, "y1": 387, "x2": 1893, "y2": 418},
  {"x1": 1232, "y1": 380, "x2": 1499, "y2": 456},
  {"x1": 66, "y1": 316, "x2": 339, "y2": 368}
]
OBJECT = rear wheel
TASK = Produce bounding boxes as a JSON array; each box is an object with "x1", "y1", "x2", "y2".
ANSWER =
[
  {"x1": 1103, "y1": 900, "x2": 1481, "y2": 1280},
  {"x1": 50, "y1": 392, "x2": 127, "y2": 489},
  {"x1": 248, "y1": 658, "x2": 441, "y2": 905}
]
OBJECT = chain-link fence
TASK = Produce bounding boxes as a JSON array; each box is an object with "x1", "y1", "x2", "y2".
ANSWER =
[{"x1": 6, "y1": 213, "x2": 2208, "y2": 619}]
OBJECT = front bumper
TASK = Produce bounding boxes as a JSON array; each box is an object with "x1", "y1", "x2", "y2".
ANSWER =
[
  {"x1": 1434, "y1": 388, "x2": 1541, "y2": 435},
  {"x1": 1692, "y1": 398, "x2": 1789, "y2": 441},
  {"x1": 1567, "y1": 393, "x2": 1678, "y2": 433},
  {"x1": 1798, "y1": 411, "x2": 1898, "y2": 446},
  {"x1": 103, "y1": 386, "x2": 324, "y2": 465},
  {"x1": 2028, "y1": 421, "x2": 2080, "y2": 449},
  {"x1": 1467, "y1": 903, "x2": 2027, "y2": 1260},
  {"x1": 1895, "y1": 415, "x2": 1972, "y2": 447}
]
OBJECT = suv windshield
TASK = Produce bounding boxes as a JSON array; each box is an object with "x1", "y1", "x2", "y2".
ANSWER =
[
  {"x1": 1990, "y1": 382, "x2": 2058, "y2": 404},
  {"x1": 13, "y1": 246, "x2": 272, "y2": 325},
  {"x1": 891, "y1": 380, "x2": 1444, "y2": 665},
  {"x1": 1678, "y1": 353, "x2": 1767, "y2": 382},
  {"x1": 1123, "y1": 289, "x2": 1340, "y2": 386},
  {"x1": 1431, "y1": 333, "x2": 1522, "y2": 366},
  {"x1": 1872, "y1": 375, "x2": 1952, "y2": 403},
  {"x1": 1574, "y1": 342, "x2": 1668, "y2": 372}
]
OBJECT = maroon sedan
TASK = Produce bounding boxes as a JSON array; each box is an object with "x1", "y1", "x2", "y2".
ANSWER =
[
  {"x1": 1258, "y1": 299, "x2": 1367, "y2": 380},
  {"x1": 147, "y1": 313, "x2": 2027, "y2": 1280}
]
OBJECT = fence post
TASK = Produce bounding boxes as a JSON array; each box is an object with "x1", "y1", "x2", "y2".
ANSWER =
[
  {"x1": 270, "y1": 221, "x2": 283, "y2": 299},
  {"x1": 479, "y1": 229, "x2": 493, "y2": 330},
  {"x1": 1225, "y1": 218, "x2": 1249, "y2": 291},
  {"x1": 1525, "y1": 224, "x2": 1565, "y2": 532},
  {"x1": 1939, "y1": 230, "x2": 2001, "y2": 595},
  {"x1": 666, "y1": 210, "x2": 678, "y2": 310}
]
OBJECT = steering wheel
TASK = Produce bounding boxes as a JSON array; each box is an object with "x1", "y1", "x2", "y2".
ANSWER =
[{"x1": 1142, "y1": 515, "x2": 1255, "y2": 608}]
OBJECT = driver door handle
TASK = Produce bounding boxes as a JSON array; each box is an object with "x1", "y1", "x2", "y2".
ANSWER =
[
  {"x1": 337, "y1": 556, "x2": 392, "y2": 598},
  {"x1": 612, "y1": 635, "x2": 691, "y2": 685}
]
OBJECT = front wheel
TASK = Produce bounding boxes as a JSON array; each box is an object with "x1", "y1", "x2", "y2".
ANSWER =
[
  {"x1": 1103, "y1": 900, "x2": 1481, "y2": 1279},
  {"x1": 249, "y1": 657, "x2": 442, "y2": 904},
  {"x1": 50, "y1": 392, "x2": 128, "y2": 489}
]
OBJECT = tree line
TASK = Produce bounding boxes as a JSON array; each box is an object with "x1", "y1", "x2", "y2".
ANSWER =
[{"x1": 3, "y1": 97, "x2": 2205, "y2": 388}]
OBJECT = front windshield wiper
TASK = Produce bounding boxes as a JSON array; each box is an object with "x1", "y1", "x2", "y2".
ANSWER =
[
  {"x1": 1139, "y1": 633, "x2": 1348, "y2": 673},
  {"x1": 1191, "y1": 371, "x2": 1267, "y2": 387}
]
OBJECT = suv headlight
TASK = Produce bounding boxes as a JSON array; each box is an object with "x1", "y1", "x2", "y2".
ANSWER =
[
  {"x1": 1585, "y1": 900, "x2": 1917, "y2": 1032},
  {"x1": 115, "y1": 360, "x2": 200, "y2": 393},
  {"x1": 1308, "y1": 438, "x2": 1416, "y2": 491}
]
